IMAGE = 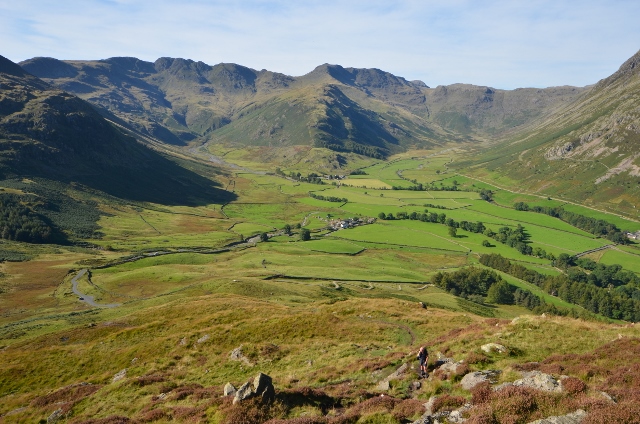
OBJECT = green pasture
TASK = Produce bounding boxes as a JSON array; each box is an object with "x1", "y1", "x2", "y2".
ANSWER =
[
  {"x1": 312, "y1": 188, "x2": 402, "y2": 206},
  {"x1": 400, "y1": 156, "x2": 453, "y2": 183},
  {"x1": 490, "y1": 190, "x2": 564, "y2": 209},
  {"x1": 229, "y1": 222, "x2": 277, "y2": 236},
  {"x1": 340, "y1": 178, "x2": 392, "y2": 189},
  {"x1": 299, "y1": 238, "x2": 365, "y2": 254},
  {"x1": 327, "y1": 221, "x2": 468, "y2": 252},
  {"x1": 339, "y1": 202, "x2": 423, "y2": 217},
  {"x1": 380, "y1": 219, "x2": 551, "y2": 264},
  {"x1": 244, "y1": 243, "x2": 435, "y2": 282},
  {"x1": 464, "y1": 200, "x2": 596, "y2": 236},
  {"x1": 297, "y1": 197, "x2": 345, "y2": 209},
  {"x1": 597, "y1": 249, "x2": 640, "y2": 274},
  {"x1": 560, "y1": 204, "x2": 640, "y2": 232},
  {"x1": 223, "y1": 202, "x2": 310, "y2": 226}
]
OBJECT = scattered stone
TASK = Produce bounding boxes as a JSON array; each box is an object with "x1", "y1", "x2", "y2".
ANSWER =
[
  {"x1": 419, "y1": 302, "x2": 426, "y2": 309},
  {"x1": 376, "y1": 380, "x2": 390, "y2": 391},
  {"x1": 47, "y1": 408, "x2": 64, "y2": 423},
  {"x1": 438, "y1": 360, "x2": 465, "y2": 377},
  {"x1": 179, "y1": 337, "x2": 187, "y2": 346},
  {"x1": 493, "y1": 382, "x2": 514, "y2": 391},
  {"x1": 223, "y1": 382, "x2": 237, "y2": 396},
  {"x1": 229, "y1": 345, "x2": 253, "y2": 366},
  {"x1": 410, "y1": 381, "x2": 422, "y2": 391},
  {"x1": 306, "y1": 359, "x2": 313, "y2": 367},
  {"x1": 112, "y1": 368, "x2": 127, "y2": 383},
  {"x1": 600, "y1": 391, "x2": 616, "y2": 403},
  {"x1": 387, "y1": 363, "x2": 409, "y2": 381},
  {"x1": 527, "y1": 409, "x2": 587, "y2": 424},
  {"x1": 513, "y1": 371, "x2": 561, "y2": 392},
  {"x1": 375, "y1": 362, "x2": 409, "y2": 391},
  {"x1": 481, "y1": 343, "x2": 508, "y2": 354},
  {"x1": 4, "y1": 407, "x2": 27, "y2": 417},
  {"x1": 424, "y1": 396, "x2": 437, "y2": 415},
  {"x1": 411, "y1": 398, "x2": 471, "y2": 424},
  {"x1": 460, "y1": 370, "x2": 501, "y2": 390},
  {"x1": 131, "y1": 357, "x2": 138, "y2": 364},
  {"x1": 197, "y1": 334, "x2": 210, "y2": 344}
]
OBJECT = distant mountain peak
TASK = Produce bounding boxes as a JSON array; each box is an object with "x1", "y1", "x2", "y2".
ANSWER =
[
  {"x1": 598, "y1": 49, "x2": 640, "y2": 87},
  {"x1": 1, "y1": 55, "x2": 32, "y2": 78}
]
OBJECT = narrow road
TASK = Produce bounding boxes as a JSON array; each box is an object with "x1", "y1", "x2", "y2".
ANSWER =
[{"x1": 71, "y1": 269, "x2": 121, "y2": 308}]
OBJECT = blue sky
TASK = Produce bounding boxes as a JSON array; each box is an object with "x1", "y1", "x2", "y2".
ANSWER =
[{"x1": 2, "y1": 0, "x2": 639, "y2": 89}]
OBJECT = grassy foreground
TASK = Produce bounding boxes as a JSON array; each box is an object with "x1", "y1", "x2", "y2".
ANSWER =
[{"x1": 2, "y1": 147, "x2": 640, "y2": 423}]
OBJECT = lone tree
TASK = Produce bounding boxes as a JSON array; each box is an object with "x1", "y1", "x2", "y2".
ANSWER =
[
  {"x1": 259, "y1": 232, "x2": 269, "y2": 242},
  {"x1": 448, "y1": 226, "x2": 457, "y2": 238},
  {"x1": 283, "y1": 224, "x2": 292, "y2": 235},
  {"x1": 300, "y1": 228, "x2": 311, "y2": 241}
]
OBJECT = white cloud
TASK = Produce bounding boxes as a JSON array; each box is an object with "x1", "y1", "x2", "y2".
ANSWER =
[{"x1": 1, "y1": 0, "x2": 638, "y2": 88}]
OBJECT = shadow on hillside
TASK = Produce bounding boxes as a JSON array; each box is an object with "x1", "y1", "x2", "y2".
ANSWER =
[{"x1": 71, "y1": 154, "x2": 237, "y2": 206}]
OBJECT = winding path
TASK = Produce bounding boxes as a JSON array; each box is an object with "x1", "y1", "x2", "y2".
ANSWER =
[{"x1": 71, "y1": 269, "x2": 121, "y2": 308}]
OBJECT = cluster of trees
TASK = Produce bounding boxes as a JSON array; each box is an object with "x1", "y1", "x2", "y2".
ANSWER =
[
  {"x1": 485, "y1": 225, "x2": 537, "y2": 257},
  {"x1": 514, "y1": 202, "x2": 628, "y2": 244},
  {"x1": 350, "y1": 169, "x2": 367, "y2": 175},
  {"x1": 391, "y1": 181, "x2": 463, "y2": 191},
  {"x1": 431, "y1": 266, "x2": 543, "y2": 308},
  {"x1": 554, "y1": 255, "x2": 640, "y2": 287},
  {"x1": 309, "y1": 193, "x2": 348, "y2": 203},
  {"x1": 431, "y1": 267, "x2": 502, "y2": 299},
  {"x1": 423, "y1": 203, "x2": 449, "y2": 210},
  {"x1": 282, "y1": 223, "x2": 301, "y2": 235},
  {"x1": 0, "y1": 195, "x2": 53, "y2": 243},
  {"x1": 314, "y1": 139, "x2": 385, "y2": 159},
  {"x1": 275, "y1": 169, "x2": 324, "y2": 184},
  {"x1": 479, "y1": 253, "x2": 640, "y2": 321},
  {"x1": 479, "y1": 189, "x2": 494, "y2": 201}
]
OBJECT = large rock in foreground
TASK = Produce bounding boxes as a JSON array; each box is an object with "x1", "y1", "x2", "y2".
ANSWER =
[{"x1": 231, "y1": 372, "x2": 275, "y2": 404}]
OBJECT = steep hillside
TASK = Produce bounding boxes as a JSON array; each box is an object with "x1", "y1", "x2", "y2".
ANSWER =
[
  {"x1": 0, "y1": 55, "x2": 234, "y2": 207},
  {"x1": 466, "y1": 49, "x2": 640, "y2": 216},
  {"x1": 20, "y1": 57, "x2": 586, "y2": 159}
]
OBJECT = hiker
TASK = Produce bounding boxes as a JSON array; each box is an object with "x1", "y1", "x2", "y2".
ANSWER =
[{"x1": 417, "y1": 346, "x2": 429, "y2": 377}]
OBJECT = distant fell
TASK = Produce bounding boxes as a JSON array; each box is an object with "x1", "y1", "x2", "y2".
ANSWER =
[
  {"x1": 1, "y1": 55, "x2": 235, "y2": 206},
  {"x1": 467, "y1": 49, "x2": 640, "y2": 215},
  {"x1": 21, "y1": 56, "x2": 586, "y2": 158}
]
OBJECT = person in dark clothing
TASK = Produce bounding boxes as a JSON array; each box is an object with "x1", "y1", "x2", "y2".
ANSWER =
[{"x1": 417, "y1": 346, "x2": 429, "y2": 377}]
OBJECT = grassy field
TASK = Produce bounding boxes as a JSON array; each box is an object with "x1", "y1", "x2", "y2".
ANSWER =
[{"x1": 2, "y1": 148, "x2": 640, "y2": 423}]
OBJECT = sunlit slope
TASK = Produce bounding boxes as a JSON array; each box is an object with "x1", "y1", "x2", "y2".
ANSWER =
[
  {"x1": 466, "y1": 49, "x2": 640, "y2": 215},
  {"x1": 20, "y1": 57, "x2": 586, "y2": 159}
]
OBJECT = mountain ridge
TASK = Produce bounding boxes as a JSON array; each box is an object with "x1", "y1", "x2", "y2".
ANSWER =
[
  {"x1": 0, "y1": 54, "x2": 235, "y2": 206},
  {"x1": 20, "y1": 56, "x2": 587, "y2": 157}
]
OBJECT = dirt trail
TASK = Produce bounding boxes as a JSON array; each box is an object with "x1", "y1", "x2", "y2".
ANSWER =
[{"x1": 71, "y1": 269, "x2": 121, "y2": 308}]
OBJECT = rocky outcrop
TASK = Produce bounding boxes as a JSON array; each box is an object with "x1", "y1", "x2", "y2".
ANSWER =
[
  {"x1": 481, "y1": 343, "x2": 508, "y2": 354},
  {"x1": 47, "y1": 409, "x2": 64, "y2": 423},
  {"x1": 375, "y1": 363, "x2": 409, "y2": 391},
  {"x1": 229, "y1": 345, "x2": 253, "y2": 366},
  {"x1": 495, "y1": 371, "x2": 561, "y2": 392},
  {"x1": 223, "y1": 382, "x2": 236, "y2": 396},
  {"x1": 527, "y1": 409, "x2": 587, "y2": 424},
  {"x1": 412, "y1": 396, "x2": 471, "y2": 424},
  {"x1": 230, "y1": 372, "x2": 275, "y2": 404},
  {"x1": 460, "y1": 370, "x2": 501, "y2": 390},
  {"x1": 437, "y1": 360, "x2": 467, "y2": 379},
  {"x1": 112, "y1": 369, "x2": 127, "y2": 383}
]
